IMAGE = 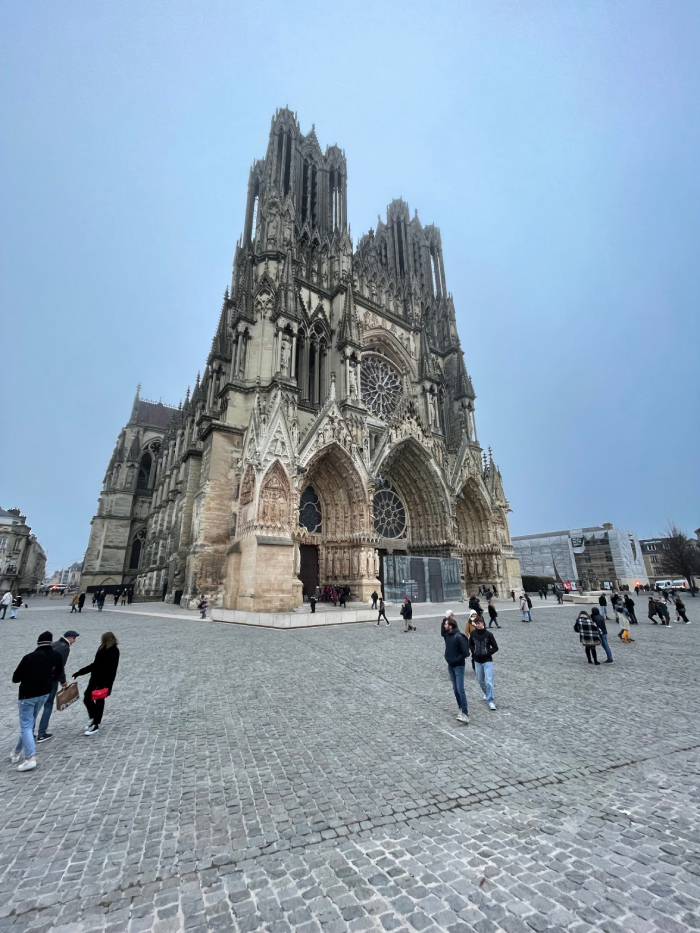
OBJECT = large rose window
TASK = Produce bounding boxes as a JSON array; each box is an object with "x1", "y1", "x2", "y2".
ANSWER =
[
  {"x1": 361, "y1": 358, "x2": 401, "y2": 419},
  {"x1": 373, "y1": 482, "x2": 407, "y2": 539}
]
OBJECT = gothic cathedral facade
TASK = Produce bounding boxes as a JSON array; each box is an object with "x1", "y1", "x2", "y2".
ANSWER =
[{"x1": 82, "y1": 109, "x2": 522, "y2": 610}]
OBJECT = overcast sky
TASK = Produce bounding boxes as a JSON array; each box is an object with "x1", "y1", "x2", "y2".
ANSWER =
[{"x1": 1, "y1": 0, "x2": 698, "y2": 571}]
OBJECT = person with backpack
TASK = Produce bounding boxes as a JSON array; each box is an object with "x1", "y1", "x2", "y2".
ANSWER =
[
  {"x1": 376, "y1": 597, "x2": 390, "y2": 626},
  {"x1": 440, "y1": 614, "x2": 470, "y2": 723},
  {"x1": 574, "y1": 611, "x2": 602, "y2": 665},
  {"x1": 623, "y1": 594, "x2": 638, "y2": 624},
  {"x1": 487, "y1": 602, "x2": 501, "y2": 629},
  {"x1": 468, "y1": 614, "x2": 499, "y2": 710},
  {"x1": 400, "y1": 596, "x2": 415, "y2": 632},
  {"x1": 73, "y1": 632, "x2": 120, "y2": 735}
]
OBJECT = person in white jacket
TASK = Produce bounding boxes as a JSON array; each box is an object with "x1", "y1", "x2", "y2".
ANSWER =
[
  {"x1": 1, "y1": 590, "x2": 13, "y2": 620},
  {"x1": 519, "y1": 594, "x2": 531, "y2": 623}
]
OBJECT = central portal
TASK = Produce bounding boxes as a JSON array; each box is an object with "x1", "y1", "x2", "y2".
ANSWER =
[{"x1": 299, "y1": 544, "x2": 319, "y2": 598}]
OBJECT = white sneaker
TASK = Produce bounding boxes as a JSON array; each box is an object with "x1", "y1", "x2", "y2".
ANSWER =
[
  {"x1": 18, "y1": 757, "x2": 36, "y2": 771},
  {"x1": 84, "y1": 724, "x2": 99, "y2": 735},
  {"x1": 482, "y1": 694, "x2": 487, "y2": 701},
  {"x1": 10, "y1": 752, "x2": 21, "y2": 763},
  {"x1": 488, "y1": 701, "x2": 496, "y2": 710},
  {"x1": 456, "y1": 712, "x2": 470, "y2": 723}
]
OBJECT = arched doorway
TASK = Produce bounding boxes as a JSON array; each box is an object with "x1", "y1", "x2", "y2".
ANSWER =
[
  {"x1": 456, "y1": 479, "x2": 499, "y2": 592},
  {"x1": 300, "y1": 443, "x2": 376, "y2": 600}
]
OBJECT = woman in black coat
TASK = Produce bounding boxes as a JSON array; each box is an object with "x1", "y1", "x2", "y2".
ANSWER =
[{"x1": 73, "y1": 632, "x2": 120, "y2": 735}]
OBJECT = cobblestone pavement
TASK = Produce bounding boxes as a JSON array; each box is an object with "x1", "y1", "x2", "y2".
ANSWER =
[{"x1": 1, "y1": 597, "x2": 699, "y2": 932}]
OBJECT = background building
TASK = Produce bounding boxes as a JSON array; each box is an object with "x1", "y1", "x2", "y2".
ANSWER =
[
  {"x1": 513, "y1": 523, "x2": 649, "y2": 590},
  {"x1": 0, "y1": 507, "x2": 47, "y2": 594}
]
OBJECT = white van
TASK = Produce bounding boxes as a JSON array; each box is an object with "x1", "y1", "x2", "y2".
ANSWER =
[{"x1": 655, "y1": 579, "x2": 688, "y2": 589}]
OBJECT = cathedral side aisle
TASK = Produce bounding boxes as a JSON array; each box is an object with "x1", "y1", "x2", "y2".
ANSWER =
[{"x1": 81, "y1": 109, "x2": 522, "y2": 613}]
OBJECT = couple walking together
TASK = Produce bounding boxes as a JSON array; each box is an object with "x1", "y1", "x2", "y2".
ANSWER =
[{"x1": 441, "y1": 610, "x2": 498, "y2": 723}]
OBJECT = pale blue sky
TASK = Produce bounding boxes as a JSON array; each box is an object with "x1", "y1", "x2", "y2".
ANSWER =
[{"x1": 1, "y1": 1, "x2": 698, "y2": 571}]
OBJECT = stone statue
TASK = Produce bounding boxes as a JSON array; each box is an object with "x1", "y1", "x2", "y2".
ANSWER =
[
  {"x1": 476, "y1": 557, "x2": 483, "y2": 577},
  {"x1": 280, "y1": 339, "x2": 291, "y2": 376},
  {"x1": 468, "y1": 556, "x2": 475, "y2": 578}
]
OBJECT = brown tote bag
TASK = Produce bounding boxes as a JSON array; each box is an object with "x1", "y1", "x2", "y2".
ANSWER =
[{"x1": 56, "y1": 682, "x2": 80, "y2": 711}]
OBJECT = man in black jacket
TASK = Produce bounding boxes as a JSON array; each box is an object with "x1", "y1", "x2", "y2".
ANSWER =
[
  {"x1": 440, "y1": 615, "x2": 470, "y2": 723},
  {"x1": 37, "y1": 630, "x2": 79, "y2": 743},
  {"x1": 468, "y1": 616, "x2": 499, "y2": 709},
  {"x1": 11, "y1": 631, "x2": 65, "y2": 771}
]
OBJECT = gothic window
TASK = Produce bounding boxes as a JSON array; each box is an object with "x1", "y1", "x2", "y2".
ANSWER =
[
  {"x1": 361, "y1": 358, "x2": 401, "y2": 419},
  {"x1": 137, "y1": 452, "x2": 152, "y2": 489},
  {"x1": 373, "y1": 482, "x2": 406, "y2": 539},
  {"x1": 299, "y1": 485, "x2": 322, "y2": 533},
  {"x1": 128, "y1": 538, "x2": 142, "y2": 570},
  {"x1": 252, "y1": 184, "x2": 260, "y2": 240}
]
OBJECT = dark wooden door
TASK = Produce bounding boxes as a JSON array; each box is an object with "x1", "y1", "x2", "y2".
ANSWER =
[
  {"x1": 428, "y1": 558, "x2": 443, "y2": 602},
  {"x1": 299, "y1": 545, "x2": 319, "y2": 598},
  {"x1": 410, "y1": 557, "x2": 427, "y2": 602}
]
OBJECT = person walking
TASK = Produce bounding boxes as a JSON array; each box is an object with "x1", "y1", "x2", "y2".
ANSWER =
[
  {"x1": 96, "y1": 590, "x2": 106, "y2": 611},
  {"x1": 510, "y1": 590, "x2": 515, "y2": 602},
  {"x1": 591, "y1": 607, "x2": 613, "y2": 662},
  {"x1": 656, "y1": 598, "x2": 671, "y2": 627},
  {"x1": 120, "y1": 591, "x2": 127, "y2": 606},
  {"x1": 339, "y1": 588, "x2": 347, "y2": 608},
  {"x1": 70, "y1": 592, "x2": 80, "y2": 614},
  {"x1": 198, "y1": 595, "x2": 208, "y2": 620},
  {"x1": 11, "y1": 632, "x2": 66, "y2": 770},
  {"x1": 673, "y1": 595, "x2": 690, "y2": 624},
  {"x1": 37, "y1": 630, "x2": 79, "y2": 742},
  {"x1": 309, "y1": 593, "x2": 317, "y2": 614},
  {"x1": 113, "y1": 591, "x2": 120, "y2": 606},
  {"x1": 468, "y1": 594, "x2": 484, "y2": 621},
  {"x1": 400, "y1": 596, "x2": 416, "y2": 632},
  {"x1": 10, "y1": 594, "x2": 22, "y2": 619},
  {"x1": 73, "y1": 632, "x2": 120, "y2": 735},
  {"x1": 623, "y1": 594, "x2": 638, "y2": 625},
  {"x1": 574, "y1": 611, "x2": 601, "y2": 664},
  {"x1": 648, "y1": 596, "x2": 660, "y2": 624},
  {"x1": 598, "y1": 593, "x2": 608, "y2": 620},
  {"x1": 468, "y1": 614, "x2": 499, "y2": 709},
  {"x1": 1, "y1": 589, "x2": 13, "y2": 619},
  {"x1": 376, "y1": 597, "x2": 390, "y2": 625},
  {"x1": 440, "y1": 615, "x2": 470, "y2": 723},
  {"x1": 78, "y1": 592, "x2": 86, "y2": 613},
  {"x1": 92, "y1": 592, "x2": 98, "y2": 607},
  {"x1": 371, "y1": 590, "x2": 378, "y2": 610},
  {"x1": 519, "y1": 594, "x2": 531, "y2": 622},
  {"x1": 617, "y1": 603, "x2": 634, "y2": 642},
  {"x1": 487, "y1": 602, "x2": 501, "y2": 629}
]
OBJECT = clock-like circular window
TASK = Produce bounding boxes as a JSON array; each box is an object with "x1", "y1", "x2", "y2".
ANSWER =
[
  {"x1": 373, "y1": 482, "x2": 407, "y2": 539},
  {"x1": 361, "y1": 357, "x2": 401, "y2": 419}
]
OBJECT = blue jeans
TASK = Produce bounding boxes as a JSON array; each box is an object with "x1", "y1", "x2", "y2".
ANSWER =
[
  {"x1": 474, "y1": 661, "x2": 495, "y2": 703},
  {"x1": 599, "y1": 633, "x2": 613, "y2": 661},
  {"x1": 447, "y1": 664, "x2": 468, "y2": 714},
  {"x1": 37, "y1": 681, "x2": 59, "y2": 738},
  {"x1": 15, "y1": 695, "x2": 49, "y2": 759}
]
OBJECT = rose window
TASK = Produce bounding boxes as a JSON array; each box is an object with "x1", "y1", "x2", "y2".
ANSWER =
[
  {"x1": 373, "y1": 482, "x2": 406, "y2": 538},
  {"x1": 361, "y1": 358, "x2": 401, "y2": 419},
  {"x1": 299, "y1": 485, "x2": 322, "y2": 533}
]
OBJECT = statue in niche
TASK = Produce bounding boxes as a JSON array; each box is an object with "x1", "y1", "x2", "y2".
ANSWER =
[
  {"x1": 351, "y1": 550, "x2": 358, "y2": 576},
  {"x1": 497, "y1": 557, "x2": 503, "y2": 577},
  {"x1": 237, "y1": 340, "x2": 247, "y2": 379},
  {"x1": 343, "y1": 550, "x2": 350, "y2": 576},
  {"x1": 467, "y1": 556, "x2": 475, "y2": 578},
  {"x1": 280, "y1": 339, "x2": 291, "y2": 376},
  {"x1": 359, "y1": 548, "x2": 366, "y2": 577},
  {"x1": 348, "y1": 365, "x2": 358, "y2": 399},
  {"x1": 476, "y1": 557, "x2": 483, "y2": 577},
  {"x1": 291, "y1": 418, "x2": 299, "y2": 448}
]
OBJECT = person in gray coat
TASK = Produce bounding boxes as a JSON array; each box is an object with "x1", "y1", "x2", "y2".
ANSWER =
[{"x1": 36, "y1": 631, "x2": 79, "y2": 742}]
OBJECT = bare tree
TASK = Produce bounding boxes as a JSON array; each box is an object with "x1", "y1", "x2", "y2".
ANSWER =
[{"x1": 660, "y1": 524, "x2": 700, "y2": 595}]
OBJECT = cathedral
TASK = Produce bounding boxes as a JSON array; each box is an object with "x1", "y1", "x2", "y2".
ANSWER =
[{"x1": 81, "y1": 109, "x2": 522, "y2": 611}]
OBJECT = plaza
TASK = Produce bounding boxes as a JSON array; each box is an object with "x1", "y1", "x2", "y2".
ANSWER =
[{"x1": 2, "y1": 598, "x2": 699, "y2": 933}]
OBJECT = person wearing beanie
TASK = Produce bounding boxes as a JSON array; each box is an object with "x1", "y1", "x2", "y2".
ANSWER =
[
  {"x1": 11, "y1": 632, "x2": 66, "y2": 771},
  {"x1": 37, "y1": 630, "x2": 79, "y2": 743}
]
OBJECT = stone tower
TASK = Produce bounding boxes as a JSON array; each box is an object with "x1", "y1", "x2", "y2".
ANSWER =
[{"x1": 89, "y1": 109, "x2": 522, "y2": 609}]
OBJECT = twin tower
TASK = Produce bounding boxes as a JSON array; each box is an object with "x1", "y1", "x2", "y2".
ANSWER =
[{"x1": 81, "y1": 109, "x2": 522, "y2": 611}]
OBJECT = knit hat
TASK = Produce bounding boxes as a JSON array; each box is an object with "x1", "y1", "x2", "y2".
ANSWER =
[{"x1": 37, "y1": 631, "x2": 53, "y2": 644}]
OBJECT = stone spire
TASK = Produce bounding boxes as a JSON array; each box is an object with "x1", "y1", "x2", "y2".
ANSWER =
[
  {"x1": 129, "y1": 384, "x2": 141, "y2": 424},
  {"x1": 337, "y1": 279, "x2": 361, "y2": 349}
]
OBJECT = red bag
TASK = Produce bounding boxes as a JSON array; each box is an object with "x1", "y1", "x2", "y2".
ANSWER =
[{"x1": 91, "y1": 687, "x2": 109, "y2": 701}]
